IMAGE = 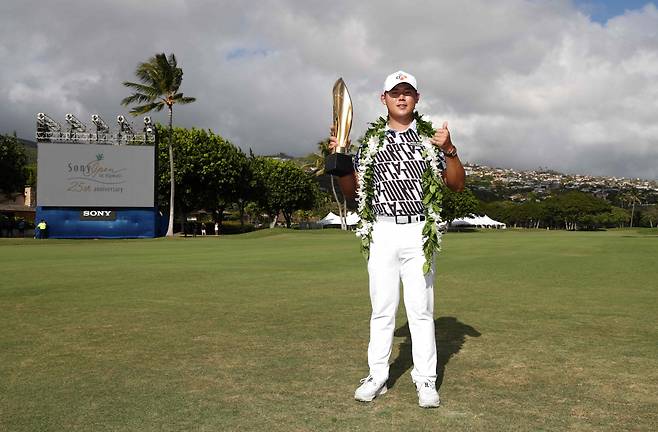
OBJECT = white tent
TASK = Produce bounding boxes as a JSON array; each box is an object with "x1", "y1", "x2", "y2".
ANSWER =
[
  {"x1": 479, "y1": 214, "x2": 506, "y2": 228},
  {"x1": 450, "y1": 214, "x2": 506, "y2": 229},
  {"x1": 319, "y1": 212, "x2": 361, "y2": 227},
  {"x1": 450, "y1": 217, "x2": 476, "y2": 227},
  {"x1": 345, "y1": 212, "x2": 360, "y2": 226},
  {"x1": 318, "y1": 212, "x2": 342, "y2": 225},
  {"x1": 320, "y1": 212, "x2": 507, "y2": 229}
]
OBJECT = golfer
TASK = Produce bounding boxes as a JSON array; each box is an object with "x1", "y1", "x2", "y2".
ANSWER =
[{"x1": 329, "y1": 70, "x2": 465, "y2": 408}]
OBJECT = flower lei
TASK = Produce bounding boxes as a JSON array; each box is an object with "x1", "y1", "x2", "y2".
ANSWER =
[{"x1": 355, "y1": 111, "x2": 444, "y2": 274}]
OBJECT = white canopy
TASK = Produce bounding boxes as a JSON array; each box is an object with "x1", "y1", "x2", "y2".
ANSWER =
[
  {"x1": 345, "y1": 212, "x2": 360, "y2": 226},
  {"x1": 320, "y1": 212, "x2": 506, "y2": 229},
  {"x1": 450, "y1": 214, "x2": 506, "y2": 229},
  {"x1": 318, "y1": 212, "x2": 342, "y2": 225},
  {"x1": 319, "y1": 212, "x2": 361, "y2": 226},
  {"x1": 479, "y1": 214, "x2": 506, "y2": 227}
]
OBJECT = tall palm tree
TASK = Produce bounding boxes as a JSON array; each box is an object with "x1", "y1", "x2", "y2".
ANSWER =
[
  {"x1": 622, "y1": 190, "x2": 642, "y2": 228},
  {"x1": 121, "y1": 53, "x2": 196, "y2": 237},
  {"x1": 303, "y1": 140, "x2": 348, "y2": 230}
]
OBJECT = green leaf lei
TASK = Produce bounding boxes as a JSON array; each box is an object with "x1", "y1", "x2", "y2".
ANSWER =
[{"x1": 355, "y1": 111, "x2": 444, "y2": 274}]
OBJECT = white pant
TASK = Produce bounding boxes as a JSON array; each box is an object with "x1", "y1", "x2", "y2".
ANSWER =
[{"x1": 366, "y1": 219, "x2": 437, "y2": 384}]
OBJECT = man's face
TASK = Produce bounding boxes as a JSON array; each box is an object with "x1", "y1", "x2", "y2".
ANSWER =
[{"x1": 381, "y1": 83, "x2": 419, "y2": 118}]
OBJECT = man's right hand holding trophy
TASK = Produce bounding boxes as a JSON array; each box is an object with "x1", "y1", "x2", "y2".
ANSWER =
[{"x1": 326, "y1": 77, "x2": 359, "y2": 198}]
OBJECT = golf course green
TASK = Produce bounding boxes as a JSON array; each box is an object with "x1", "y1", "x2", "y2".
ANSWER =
[{"x1": 1, "y1": 229, "x2": 656, "y2": 431}]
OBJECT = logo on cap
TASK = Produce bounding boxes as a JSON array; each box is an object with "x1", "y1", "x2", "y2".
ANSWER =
[{"x1": 395, "y1": 73, "x2": 407, "y2": 80}]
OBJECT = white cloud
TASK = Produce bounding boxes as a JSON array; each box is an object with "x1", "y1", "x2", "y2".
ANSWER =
[{"x1": 1, "y1": 0, "x2": 657, "y2": 179}]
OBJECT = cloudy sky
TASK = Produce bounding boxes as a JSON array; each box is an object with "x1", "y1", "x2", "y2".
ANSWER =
[{"x1": 1, "y1": 0, "x2": 657, "y2": 179}]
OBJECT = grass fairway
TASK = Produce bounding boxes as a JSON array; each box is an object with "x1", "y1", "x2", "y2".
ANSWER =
[{"x1": 1, "y1": 229, "x2": 657, "y2": 431}]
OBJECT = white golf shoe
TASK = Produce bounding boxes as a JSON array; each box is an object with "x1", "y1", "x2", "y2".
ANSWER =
[
  {"x1": 415, "y1": 380, "x2": 440, "y2": 408},
  {"x1": 354, "y1": 376, "x2": 387, "y2": 402}
]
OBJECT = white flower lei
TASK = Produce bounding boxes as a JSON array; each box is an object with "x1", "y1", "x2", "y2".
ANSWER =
[{"x1": 355, "y1": 112, "x2": 444, "y2": 274}]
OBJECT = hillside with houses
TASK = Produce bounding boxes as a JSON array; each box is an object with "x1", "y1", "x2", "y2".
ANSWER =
[{"x1": 464, "y1": 163, "x2": 658, "y2": 206}]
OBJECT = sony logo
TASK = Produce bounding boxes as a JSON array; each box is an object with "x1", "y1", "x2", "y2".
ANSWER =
[
  {"x1": 80, "y1": 210, "x2": 117, "y2": 220},
  {"x1": 83, "y1": 210, "x2": 112, "y2": 217}
]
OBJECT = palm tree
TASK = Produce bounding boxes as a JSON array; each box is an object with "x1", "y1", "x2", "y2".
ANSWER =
[
  {"x1": 622, "y1": 190, "x2": 642, "y2": 228},
  {"x1": 303, "y1": 139, "x2": 347, "y2": 229},
  {"x1": 121, "y1": 53, "x2": 196, "y2": 237}
]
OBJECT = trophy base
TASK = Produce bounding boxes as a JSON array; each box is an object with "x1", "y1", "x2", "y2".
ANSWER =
[{"x1": 325, "y1": 153, "x2": 354, "y2": 177}]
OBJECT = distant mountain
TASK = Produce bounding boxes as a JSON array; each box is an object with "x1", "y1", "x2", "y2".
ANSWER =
[{"x1": 264, "y1": 152, "x2": 295, "y2": 161}]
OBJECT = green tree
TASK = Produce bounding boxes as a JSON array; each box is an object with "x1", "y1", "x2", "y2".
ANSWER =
[
  {"x1": 121, "y1": 53, "x2": 196, "y2": 237},
  {"x1": 481, "y1": 200, "x2": 516, "y2": 226},
  {"x1": 156, "y1": 126, "x2": 250, "y2": 230},
  {"x1": 195, "y1": 133, "x2": 251, "y2": 229},
  {"x1": 544, "y1": 191, "x2": 610, "y2": 230},
  {"x1": 599, "y1": 206, "x2": 631, "y2": 228},
  {"x1": 0, "y1": 134, "x2": 28, "y2": 198},
  {"x1": 639, "y1": 205, "x2": 658, "y2": 228},
  {"x1": 252, "y1": 157, "x2": 319, "y2": 228},
  {"x1": 515, "y1": 199, "x2": 546, "y2": 228},
  {"x1": 441, "y1": 187, "x2": 480, "y2": 226},
  {"x1": 234, "y1": 154, "x2": 258, "y2": 229}
]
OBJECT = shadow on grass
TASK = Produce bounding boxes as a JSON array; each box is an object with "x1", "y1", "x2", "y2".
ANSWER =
[{"x1": 388, "y1": 316, "x2": 481, "y2": 389}]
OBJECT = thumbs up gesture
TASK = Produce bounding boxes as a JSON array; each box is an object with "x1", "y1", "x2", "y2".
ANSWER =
[{"x1": 430, "y1": 121, "x2": 453, "y2": 152}]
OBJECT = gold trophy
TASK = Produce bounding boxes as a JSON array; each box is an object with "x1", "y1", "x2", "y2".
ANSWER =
[{"x1": 325, "y1": 77, "x2": 354, "y2": 176}]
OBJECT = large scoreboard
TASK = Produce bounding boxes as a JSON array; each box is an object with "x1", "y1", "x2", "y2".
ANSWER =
[
  {"x1": 35, "y1": 113, "x2": 162, "y2": 238},
  {"x1": 37, "y1": 143, "x2": 154, "y2": 207}
]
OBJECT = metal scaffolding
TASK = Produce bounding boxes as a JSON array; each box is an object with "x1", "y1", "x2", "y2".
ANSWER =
[{"x1": 36, "y1": 113, "x2": 156, "y2": 145}]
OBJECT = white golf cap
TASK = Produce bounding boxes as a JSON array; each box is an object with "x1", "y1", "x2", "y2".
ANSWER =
[{"x1": 383, "y1": 70, "x2": 417, "y2": 92}]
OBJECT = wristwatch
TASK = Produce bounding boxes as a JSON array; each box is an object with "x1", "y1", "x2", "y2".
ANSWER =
[{"x1": 443, "y1": 146, "x2": 458, "y2": 158}]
